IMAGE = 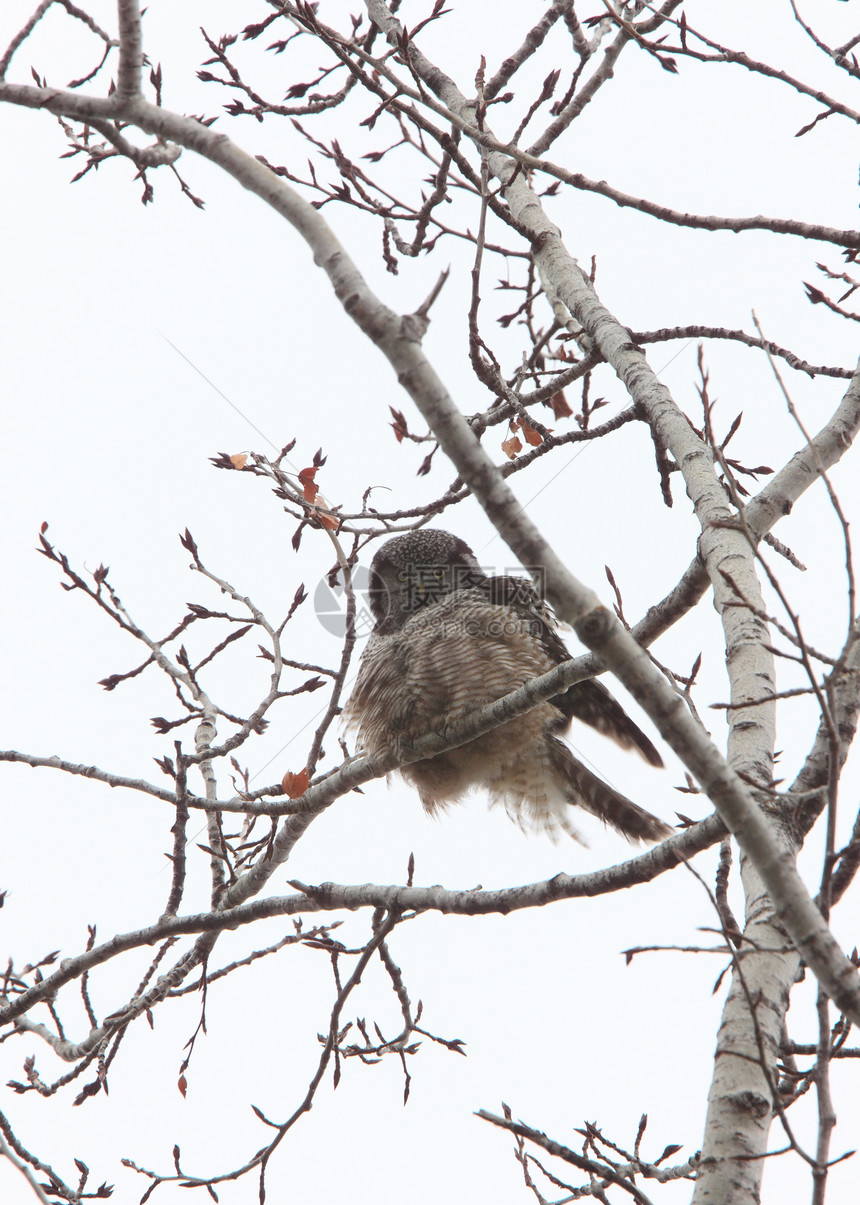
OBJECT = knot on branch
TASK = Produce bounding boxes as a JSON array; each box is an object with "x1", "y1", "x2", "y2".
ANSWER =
[{"x1": 576, "y1": 605, "x2": 614, "y2": 647}]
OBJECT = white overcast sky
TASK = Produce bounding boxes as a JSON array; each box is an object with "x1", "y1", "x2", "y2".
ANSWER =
[{"x1": 2, "y1": 2, "x2": 860, "y2": 1203}]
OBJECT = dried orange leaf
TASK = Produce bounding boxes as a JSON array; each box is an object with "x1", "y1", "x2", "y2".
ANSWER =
[
  {"x1": 550, "y1": 390, "x2": 573, "y2": 419},
  {"x1": 520, "y1": 421, "x2": 543, "y2": 447},
  {"x1": 298, "y1": 466, "x2": 319, "y2": 503},
  {"x1": 501, "y1": 435, "x2": 522, "y2": 459},
  {"x1": 313, "y1": 494, "x2": 339, "y2": 531},
  {"x1": 230, "y1": 453, "x2": 248, "y2": 470},
  {"x1": 282, "y1": 767, "x2": 310, "y2": 798}
]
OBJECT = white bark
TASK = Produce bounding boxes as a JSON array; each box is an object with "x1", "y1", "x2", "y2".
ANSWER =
[{"x1": 695, "y1": 848, "x2": 803, "y2": 1203}]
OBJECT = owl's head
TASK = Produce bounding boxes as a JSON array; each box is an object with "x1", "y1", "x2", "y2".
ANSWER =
[{"x1": 367, "y1": 529, "x2": 487, "y2": 633}]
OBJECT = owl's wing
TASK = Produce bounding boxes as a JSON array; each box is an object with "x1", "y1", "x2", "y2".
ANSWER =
[
  {"x1": 487, "y1": 573, "x2": 663, "y2": 769},
  {"x1": 555, "y1": 678, "x2": 664, "y2": 768}
]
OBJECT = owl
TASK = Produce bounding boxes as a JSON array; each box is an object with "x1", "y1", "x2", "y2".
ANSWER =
[{"x1": 345, "y1": 529, "x2": 671, "y2": 843}]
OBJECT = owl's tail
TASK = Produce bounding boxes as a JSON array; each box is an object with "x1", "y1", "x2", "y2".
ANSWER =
[{"x1": 549, "y1": 738, "x2": 673, "y2": 844}]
